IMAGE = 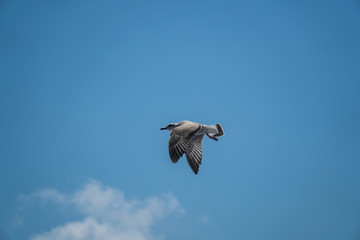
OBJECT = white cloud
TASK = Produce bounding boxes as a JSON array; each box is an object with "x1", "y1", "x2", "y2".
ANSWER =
[
  {"x1": 25, "y1": 180, "x2": 183, "y2": 240},
  {"x1": 20, "y1": 189, "x2": 66, "y2": 203}
]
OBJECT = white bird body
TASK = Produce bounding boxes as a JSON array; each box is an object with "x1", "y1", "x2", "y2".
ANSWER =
[{"x1": 161, "y1": 120, "x2": 224, "y2": 174}]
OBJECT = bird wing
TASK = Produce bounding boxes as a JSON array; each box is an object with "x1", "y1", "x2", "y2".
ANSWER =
[
  {"x1": 168, "y1": 133, "x2": 190, "y2": 163},
  {"x1": 186, "y1": 134, "x2": 205, "y2": 174}
]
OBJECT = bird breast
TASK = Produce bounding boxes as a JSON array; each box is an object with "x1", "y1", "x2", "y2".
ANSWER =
[{"x1": 172, "y1": 122, "x2": 200, "y2": 137}]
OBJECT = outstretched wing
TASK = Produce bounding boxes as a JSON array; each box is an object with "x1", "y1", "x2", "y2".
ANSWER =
[
  {"x1": 168, "y1": 133, "x2": 190, "y2": 163},
  {"x1": 186, "y1": 134, "x2": 204, "y2": 174}
]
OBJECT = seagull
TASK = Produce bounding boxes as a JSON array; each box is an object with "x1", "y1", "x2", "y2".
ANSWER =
[{"x1": 160, "y1": 120, "x2": 224, "y2": 174}]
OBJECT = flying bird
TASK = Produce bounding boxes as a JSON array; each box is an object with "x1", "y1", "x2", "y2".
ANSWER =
[{"x1": 161, "y1": 120, "x2": 224, "y2": 174}]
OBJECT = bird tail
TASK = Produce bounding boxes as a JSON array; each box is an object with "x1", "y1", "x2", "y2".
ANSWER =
[
  {"x1": 215, "y1": 124, "x2": 224, "y2": 137},
  {"x1": 204, "y1": 123, "x2": 225, "y2": 138}
]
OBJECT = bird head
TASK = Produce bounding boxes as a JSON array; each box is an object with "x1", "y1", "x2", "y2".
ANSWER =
[{"x1": 160, "y1": 123, "x2": 179, "y2": 130}]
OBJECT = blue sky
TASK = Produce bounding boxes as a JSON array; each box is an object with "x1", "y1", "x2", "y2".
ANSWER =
[{"x1": 1, "y1": 0, "x2": 360, "y2": 239}]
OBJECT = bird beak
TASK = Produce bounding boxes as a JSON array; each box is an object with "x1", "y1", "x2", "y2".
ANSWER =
[{"x1": 160, "y1": 127, "x2": 166, "y2": 130}]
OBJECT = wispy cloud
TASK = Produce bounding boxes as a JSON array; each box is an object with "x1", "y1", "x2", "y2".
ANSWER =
[
  {"x1": 20, "y1": 189, "x2": 66, "y2": 204},
  {"x1": 23, "y1": 180, "x2": 183, "y2": 240}
]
